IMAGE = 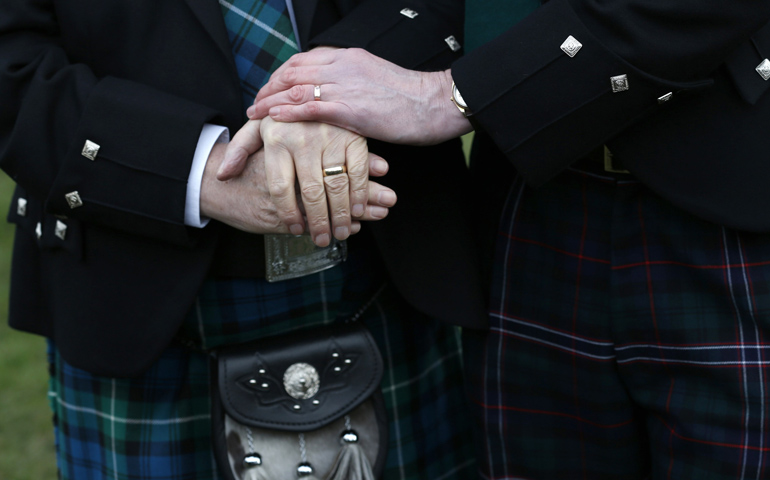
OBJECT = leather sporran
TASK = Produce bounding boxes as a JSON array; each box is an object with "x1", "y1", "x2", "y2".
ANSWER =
[{"x1": 211, "y1": 322, "x2": 388, "y2": 480}]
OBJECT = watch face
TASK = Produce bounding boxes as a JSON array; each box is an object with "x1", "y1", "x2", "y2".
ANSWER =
[{"x1": 453, "y1": 84, "x2": 468, "y2": 108}]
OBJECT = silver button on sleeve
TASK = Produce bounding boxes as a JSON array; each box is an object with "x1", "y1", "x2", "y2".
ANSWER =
[
  {"x1": 610, "y1": 74, "x2": 630, "y2": 93},
  {"x1": 55, "y1": 220, "x2": 68, "y2": 240},
  {"x1": 560, "y1": 36, "x2": 582, "y2": 57},
  {"x1": 756, "y1": 59, "x2": 770, "y2": 81},
  {"x1": 81, "y1": 140, "x2": 100, "y2": 161},
  {"x1": 445, "y1": 35, "x2": 461, "y2": 52},
  {"x1": 65, "y1": 191, "x2": 83, "y2": 209},
  {"x1": 17, "y1": 198, "x2": 27, "y2": 217}
]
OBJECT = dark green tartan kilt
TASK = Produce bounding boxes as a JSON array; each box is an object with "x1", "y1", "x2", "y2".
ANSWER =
[{"x1": 47, "y1": 253, "x2": 477, "y2": 479}]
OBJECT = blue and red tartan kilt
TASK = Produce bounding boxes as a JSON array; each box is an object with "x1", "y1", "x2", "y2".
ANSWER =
[{"x1": 464, "y1": 161, "x2": 770, "y2": 479}]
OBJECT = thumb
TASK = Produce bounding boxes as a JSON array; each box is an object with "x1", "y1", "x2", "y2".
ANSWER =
[{"x1": 217, "y1": 120, "x2": 264, "y2": 180}]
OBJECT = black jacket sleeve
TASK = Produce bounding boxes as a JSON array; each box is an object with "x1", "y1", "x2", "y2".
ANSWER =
[
  {"x1": 0, "y1": 0, "x2": 234, "y2": 245},
  {"x1": 451, "y1": 0, "x2": 770, "y2": 185}
]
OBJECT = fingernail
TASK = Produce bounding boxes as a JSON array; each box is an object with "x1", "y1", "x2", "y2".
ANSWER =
[
  {"x1": 269, "y1": 106, "x2": 282, "y2": 117},
  {"x1": 352, "y1": 204, "x2": 364, "y2": 217},
  {"x1": 246, "y1": 105, "x2": 256, "y2": 118},
  {"x1": 315, "y1": 233, "x2": 330, "y2": 247},
  {"x1": 289, "y1": 224, "x2": 304, "y2": 236},
  {"x1": 370, "y1": 206, "x2": 388, "y2": 219},
  {"x1": 216, "y1": 161, "x2": 229, "y2": 179},
  {"x1": 378, "y1": 191, "x2": 397, "y2": 207},
  {"x1": 334, "y1": 226, "x2": 349, "y2": 240},
  {"x1": 370, "y1": 158, "x2": 388, "y2": 175}
]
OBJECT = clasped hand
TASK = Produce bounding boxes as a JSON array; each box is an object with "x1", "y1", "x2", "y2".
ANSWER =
[
  {"x1": 201, "y1": 118, "x2": 396, "y2": 247},
  {"x1": 247, "y1": 48, "x2": 473, "y2": 145}
]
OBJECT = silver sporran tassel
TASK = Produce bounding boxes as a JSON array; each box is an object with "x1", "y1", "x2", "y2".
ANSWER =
[
  {"x1": 297, "y1": 433, "x2": 321, "y2": 480},
  {"x1": 242, "y1": 428, "x2": 268, "y2": 480},
  {"x1": 241, "y1": 455, "x2": 268, "y2": 480},
  {"x1": 324, "y1": 417, "x2": 375, "y2": 480}
]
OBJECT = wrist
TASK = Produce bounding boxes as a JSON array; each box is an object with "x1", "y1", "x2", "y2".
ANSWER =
[{"x1": 199, "y1": 142, "x2": 227, "y2": 221}]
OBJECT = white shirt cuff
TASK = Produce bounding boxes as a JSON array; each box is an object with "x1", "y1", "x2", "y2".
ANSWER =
[{"x1": 185, "y1": 124, "x2": 229, "y2": 228}]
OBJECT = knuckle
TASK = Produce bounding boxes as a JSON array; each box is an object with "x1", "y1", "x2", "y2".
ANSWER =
[
  {"x1": 300, "y1": 182, "x2": 326, "y2": 204},
  {"x1": 292, "y1": 52, "x2": 308, "y2": 64},
  {"x1": 268, "y1": 178, "x2": 293, "y2": 199},
  {"x1": 346, "y1": 160, "x2": 368, "y2": 178},
  {"x1": 304, "y1": 102, "x2": 322, "y2": 116},
  {"x1": 280, "y1": 66, "x2": 298, "y2": 85},
  {"x1": 332, "y1": 206, "x2": 351, "y2": 220},
  {"x1": 261, "y1": 127, "x2": 290, "y2": 146},
  {"x1": 307, "y1": 214, "x2": 329, "y2": 229},
  {"x1": 347, "y1": 49, "x2": 368, "y2": 67},
  {"x1": 323, "y1": 175, "x2": 349, "y2": 194},
  {"x1": 350, "y1": 185, "x2": 368, "y2": 198},
  {"x1": 288, "y1": 85, "x2": 305, "y2": 102},
  {"x1": 261, "y1": 127, "x2": 279, "y2": 143}
]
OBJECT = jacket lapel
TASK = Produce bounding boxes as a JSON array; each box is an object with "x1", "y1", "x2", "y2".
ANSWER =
[
  {"x1": 294, "y1": 0, "x2": 348, "y2": 50},
  {"x1": 292, "y1": 0, "x2": 320, "y2": 49},
  {"x1": 184, "y1": 0, "x2": 236, "y2": 62}
]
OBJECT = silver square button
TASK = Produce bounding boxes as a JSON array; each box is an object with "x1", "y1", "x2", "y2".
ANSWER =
[
  {"x1": 65, "y1": 191, "x2": 83, "y2": 209},
  {"x1": 17, "y1": 198, "x2": 27, "y2": 217},
  {"x1": 400, "y1": 8, "x2": 418, "y2": 18},
  {"x1": 757, "y1": 59, "x2": 770, "y2": 81},
  {"x1": 560, "y1": 35, "x2": 582, "y2": 58},
  {"x1": 81, "y1": 140, "x2": 100, "y2": 161},
  {"x1": 55, "y1": 220, "x2": 68, "y2": 240},
  {"x1": 445, "y1": 35, "x2": 461, "y2": 52},
  {"x1": 610, "y1": 74, "x2": 630, "y2": 93}
]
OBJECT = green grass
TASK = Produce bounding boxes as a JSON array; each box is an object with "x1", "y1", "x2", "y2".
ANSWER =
[
  {"x1": 462, "y1": 132, "x2": 473, "y2": 164},
  {"x1": 0, "y1": 171, "x2": 58, "y2": 479}
]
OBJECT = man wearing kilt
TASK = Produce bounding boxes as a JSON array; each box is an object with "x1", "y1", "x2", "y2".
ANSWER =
[
  {"x1": 246, "y1": 0, "x2": 770, "y2": 477},
  {"x1": 0, "y1": 0, "x2": 487, "y2": 477}
]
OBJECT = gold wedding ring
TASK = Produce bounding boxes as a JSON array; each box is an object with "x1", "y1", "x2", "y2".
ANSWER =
[
  {"x1": 323, "y1": 165, "x2": 347, "y2": 177},
  {"x1": 313, "y1": 85, "x2": 321, "y2": 101}
]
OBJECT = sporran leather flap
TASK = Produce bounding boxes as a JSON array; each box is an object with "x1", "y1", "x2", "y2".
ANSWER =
[{"x1": 212, "y1": 322, "x2": 388, "y2": 480}]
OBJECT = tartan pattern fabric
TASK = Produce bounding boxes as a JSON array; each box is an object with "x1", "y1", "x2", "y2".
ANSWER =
[
  {"x1": 175, "y1": 252, "x2": 377, "y2": 351},
  {"x1": 463, "y1": 161, "x2": 770, "y2": 479},
  {"x1": 219, "y1": 0, "x2": 299, "y2": 110},
  {"x1": 48, "y1": 256, "x2": 477, "y2": 480}
]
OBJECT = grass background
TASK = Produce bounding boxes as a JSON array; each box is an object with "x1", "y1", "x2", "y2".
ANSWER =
[{"x1": 0, "y1": 171, "x2": 57, "y2": 479}]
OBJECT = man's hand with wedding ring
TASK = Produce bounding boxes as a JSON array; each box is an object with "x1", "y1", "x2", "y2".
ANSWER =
[{"x1": 220, "y1": 118, "x2": 396, "y2": 247}]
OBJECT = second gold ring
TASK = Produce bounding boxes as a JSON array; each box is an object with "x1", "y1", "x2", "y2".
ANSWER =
[{"x1": 323, "y1": 165, "x2": 347, "y2": 177}]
